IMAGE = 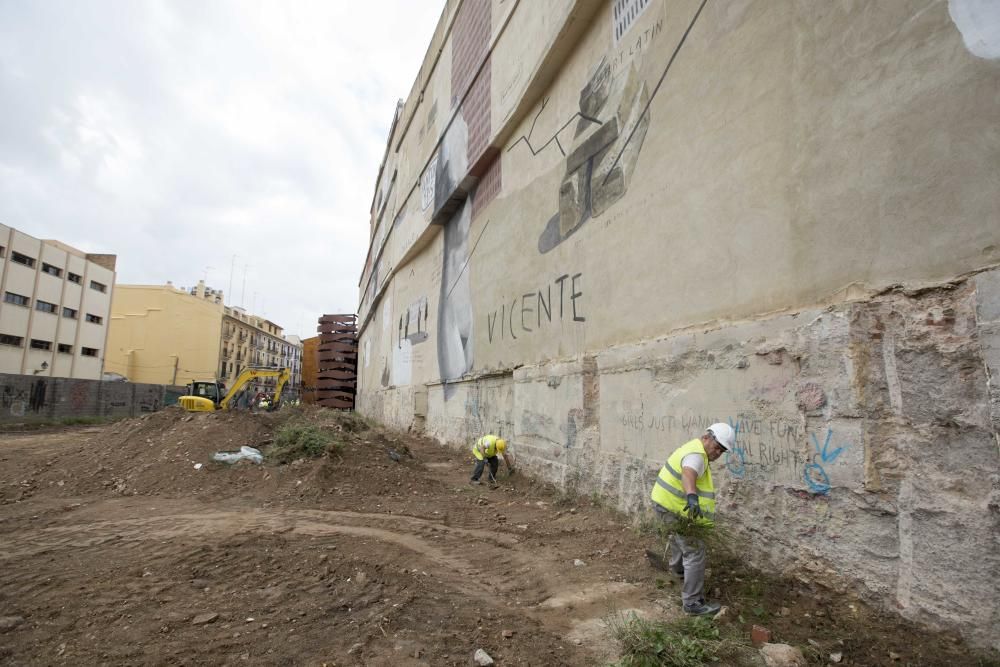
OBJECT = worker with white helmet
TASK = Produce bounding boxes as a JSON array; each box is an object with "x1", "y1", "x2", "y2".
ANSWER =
[
  {"x1": 648, "y1": 422, "x2": 735, "y2": 616},
  {"x1": 470, "y1": 434, "x2": 515, "y2": 485}
]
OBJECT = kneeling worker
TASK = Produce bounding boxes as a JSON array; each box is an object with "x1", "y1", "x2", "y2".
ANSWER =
[
  {"x1": 470, "y1": 434, "x2": 514, "y2": 485},
  {"x1": 650, "y1": 423, "x2": 734, "y2": 616}
]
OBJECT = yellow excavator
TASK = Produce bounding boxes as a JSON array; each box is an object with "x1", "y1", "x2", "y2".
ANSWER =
[{"x1": 179, "y1": 366, "x2": 291, "y2": 412}]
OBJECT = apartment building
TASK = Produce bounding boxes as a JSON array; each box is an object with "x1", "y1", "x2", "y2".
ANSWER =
[
  {"x1": 283, "y1": 334, "x2": 304, "y2": 396},
  {"x1": 108, "y1": 279, "x2": 296, "y2": 393},
  {"x1": 0, "y1": 224, "x2": 115, "y2": 380},
  {"x1": 219, "y1": 309, "x2": 293, "y2": 393}
]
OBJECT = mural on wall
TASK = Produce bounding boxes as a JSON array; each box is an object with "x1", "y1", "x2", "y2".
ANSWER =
[
  {"x1": 399, "y1": 297, "x2": 430, "y2": 346},
  {"x1": 437, "y1": 200, "x2": 475, "y2": 388},
  {"x1": 433, "y1": 114, "x2": 469, "y2": 215},
  {"x1": 394, "y1": 296, "x2": 431, "y2": 388},
  {"x1": 539, "y1": 59, "x2": 650, "y2": 254},
  {"x1": 507, "y1": 0, "x2": 708, "y2": 254}
]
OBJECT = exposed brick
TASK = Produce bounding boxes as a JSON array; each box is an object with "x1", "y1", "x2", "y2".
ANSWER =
[{"x1": 471, "y1": 152, "x2": 502, "y2": 219}]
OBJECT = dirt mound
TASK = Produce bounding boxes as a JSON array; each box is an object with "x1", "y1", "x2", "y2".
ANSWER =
[{"x1": 0, "y1": 405, "x2": 443, "y2": 508}]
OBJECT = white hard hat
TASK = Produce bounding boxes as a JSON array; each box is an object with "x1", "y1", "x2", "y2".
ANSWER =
[{"x1": 707, "y1": 423, "x2": 735, "y2": 451}]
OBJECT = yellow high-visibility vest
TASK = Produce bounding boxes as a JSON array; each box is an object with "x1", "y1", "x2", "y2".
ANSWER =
[
  {"x1": 650, "y1": 439, "x2": 716, "y2": 526},
  {"x1": 473, "y1": 434, "x2": 503, "y2": 460}
]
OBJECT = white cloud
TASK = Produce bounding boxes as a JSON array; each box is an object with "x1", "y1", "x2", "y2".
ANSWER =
[{"x1": 0, "y1": 0, "x2": 444, "y2": 337}]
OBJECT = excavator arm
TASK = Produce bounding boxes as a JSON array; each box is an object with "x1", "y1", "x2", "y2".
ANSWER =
[{"x1": 219, "y1": 367, "x2": 291, "y2": 410}]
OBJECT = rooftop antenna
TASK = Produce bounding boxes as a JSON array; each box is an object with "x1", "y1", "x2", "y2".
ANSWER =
[
  {"x1": 227, "y1": 254, "x2": 238, "y2": 305},
  {"x1": 240, "y1": 263, "x2": 251, "y2": 307}
]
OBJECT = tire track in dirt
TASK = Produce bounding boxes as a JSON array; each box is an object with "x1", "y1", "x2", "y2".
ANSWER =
[
  {"x1": 0, "y1": 508, "x2": 517, "y2": 561},
  {"x1": 0, "y1": 503, "x2": 662, "y2": 659}
]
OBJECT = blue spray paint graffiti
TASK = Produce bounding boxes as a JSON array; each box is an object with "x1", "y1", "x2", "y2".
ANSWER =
[
  {"x1": 723, "y1": 417, "x2": 747, "y2": 478},
  {"x1": 803, "y1": 429, "x2": 846, "y2": 494}
]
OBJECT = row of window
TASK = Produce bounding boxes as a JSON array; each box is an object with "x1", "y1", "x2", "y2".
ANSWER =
[
  {"x1": 0, "y1": 334, "x2": 97, "y2": 356},
  {"x1": 0, "y1": 246, "x2": 105, "y2": 290},
  {"x1": 4, "y1": 292, "x2": 104, "y2": 323}
]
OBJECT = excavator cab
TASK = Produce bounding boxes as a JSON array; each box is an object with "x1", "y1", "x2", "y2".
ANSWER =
[{"x1": 179, "y1": 380, "x2": 225, "y2": 412}]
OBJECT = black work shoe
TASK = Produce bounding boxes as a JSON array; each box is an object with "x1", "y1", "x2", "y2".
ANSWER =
[{"x1": 683, "y1": 600, "x2": 721, "y2": 616}]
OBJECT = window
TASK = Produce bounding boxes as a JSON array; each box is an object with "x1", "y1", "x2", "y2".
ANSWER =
[
  {"x1": 35, "y1": 300, "x2": 57, "y2": 314},
  {"x1": 62, "y1": 307, "x2": 77, "y2": 319},
  {"x1": 67, "y1": 272, "x2": 81, "y2": 284},
  {"x1": 0, "y1": 245, "x2": 5, "y2": 258},
  {"x1": 81, "y1": 347, "x2": 98, "y2": 357},
  {"x1": 30, "y1": 339, "x2": 51, "y2": 351},
  {"x1": 85, "y1": 313, "x2": 103, "y2": 324},
  {"x1": 41, "y1": 263, "x2": 62, "y2": 277},
  {"x1": 11, "y1": 251, "x2": 35, "y2": 268},
  {"x1": 58, "y1": 343, "x2": 72, "y2": 354},
  {"x1": 4, "y1": 292, "x2": 29, "y2": 307},
  {"x1": 89, "y1": 280, "x2": 107, "y2": 293},
  {"x1": 0, "y1": 334, "x2": 23, "y2": 347},
  {"x1": 612, "y1": 0, "x2": 651, "y2": 42}
]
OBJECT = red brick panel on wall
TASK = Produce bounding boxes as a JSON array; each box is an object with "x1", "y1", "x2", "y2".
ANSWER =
[
  {"x1": 451, "y1": 0, "x2": 491, "y2": 107},
  {"x1": 452, "y1": 0, "x2": 493, "y2": 169},
  {"x1": 472, "y1": 151, "x2": 502, "y2": 219},
  {"x1": 463, "y1": 55, "x2": 492, "y2": 167}
]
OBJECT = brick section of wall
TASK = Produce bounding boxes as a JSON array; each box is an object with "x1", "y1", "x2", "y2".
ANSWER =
[
  {"x1": 450, "y1": 0, "x2": 491, "y2": 108},
  {"x1": 463, "y1": 55, "x2": 492, "y2": 168},
  {"x1": 0, "y1": 373, "x2": 175, "y2": 423},
  {"x1": 451, "y1": 0, "x2": 492, "y2": 168},
  {"x1": 471, "y1": 151, "x2": 502, "y2": 219}
]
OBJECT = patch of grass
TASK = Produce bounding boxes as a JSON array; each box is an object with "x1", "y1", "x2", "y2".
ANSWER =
[
  {"x1": 606, "y1": 612, "x2": 740, "y2": 667},
  {"x1": 271, "y1": 422, "x2": 342, "y2": 463}
]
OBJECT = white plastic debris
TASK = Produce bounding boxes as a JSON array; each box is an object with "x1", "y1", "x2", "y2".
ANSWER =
[
  {"x1": 212, "y1": 446, "x2": 263, "y2": 465},
  {"x1": 193, "y1": 463, "x2": 203, "y2": 470}
]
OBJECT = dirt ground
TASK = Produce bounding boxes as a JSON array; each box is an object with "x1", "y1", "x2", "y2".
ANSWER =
[{"x1": 0, "y1": 406, "x2": 995, "y2": 666}]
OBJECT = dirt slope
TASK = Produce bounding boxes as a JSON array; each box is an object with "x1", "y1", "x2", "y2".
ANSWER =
[{"x1": 0, "y1": 407, "x2": 993, "y2": 666}]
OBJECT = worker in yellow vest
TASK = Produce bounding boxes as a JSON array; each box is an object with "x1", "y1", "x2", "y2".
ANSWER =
[
  {"x1": 470, "y1": 434, "x2": 515, "y2": 485},
  {"x1": 649, "y1": 422, "x2": 734, "y2": 616}
]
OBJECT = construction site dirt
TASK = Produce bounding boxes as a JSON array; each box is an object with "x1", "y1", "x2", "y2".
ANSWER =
[{"x1": 0, "y1": 407, "x2": 993, "y2": 666}]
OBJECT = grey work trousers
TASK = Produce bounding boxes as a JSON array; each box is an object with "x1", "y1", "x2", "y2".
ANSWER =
[{"x1": 655, "y1": 507, "x2": 707, "y2": 607}]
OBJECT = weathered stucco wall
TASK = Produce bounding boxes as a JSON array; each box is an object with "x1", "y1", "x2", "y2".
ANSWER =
[{"x1": 357, "y1": 0, "x2": 1000, "y2": 649}]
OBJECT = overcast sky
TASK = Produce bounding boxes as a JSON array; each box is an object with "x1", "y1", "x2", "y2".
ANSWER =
[{"x1": 0, "y1": 0, "x2": 443, "y2": 339}]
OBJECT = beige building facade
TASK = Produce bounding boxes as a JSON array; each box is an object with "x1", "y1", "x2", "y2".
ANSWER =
[
  {"x1": 0, "y1": 224, "x2": 115, "y2": 380},
  {"x1": 108, "y1": 280, "x2": 295, "y2": 392},
  {"x1": 356, "y1": 0, "x2": 1000, "y2": 649}
]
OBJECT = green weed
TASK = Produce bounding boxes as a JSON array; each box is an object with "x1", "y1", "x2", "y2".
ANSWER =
[
  {"x1": 606, "y1": 612, "x2": 730, "y2": 667},
  {"x1": 271, "y1": 423, "x2": 342, "y2": 463}
]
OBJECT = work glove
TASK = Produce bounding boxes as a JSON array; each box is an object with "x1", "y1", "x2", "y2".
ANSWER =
[{"x1": 685, "y1": 493, "x2": 701, "y2": 519}]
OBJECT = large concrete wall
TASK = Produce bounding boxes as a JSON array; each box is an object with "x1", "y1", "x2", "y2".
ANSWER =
[
  {"x1": 356, "y1": 0, "x2": 1000, "y2": 649},
  {"x1": 0, "y1": 373, "x2": 185, "y2": 423}
]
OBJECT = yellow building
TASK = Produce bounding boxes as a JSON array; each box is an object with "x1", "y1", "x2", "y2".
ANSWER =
[{"x1": 107, "y1": 280, "x2": 296, "y2": 392}]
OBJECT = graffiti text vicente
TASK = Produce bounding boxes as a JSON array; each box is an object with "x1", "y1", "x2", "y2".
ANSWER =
[{"x1": 486, "y1": 272, "x2": 585, "y2": 343}]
